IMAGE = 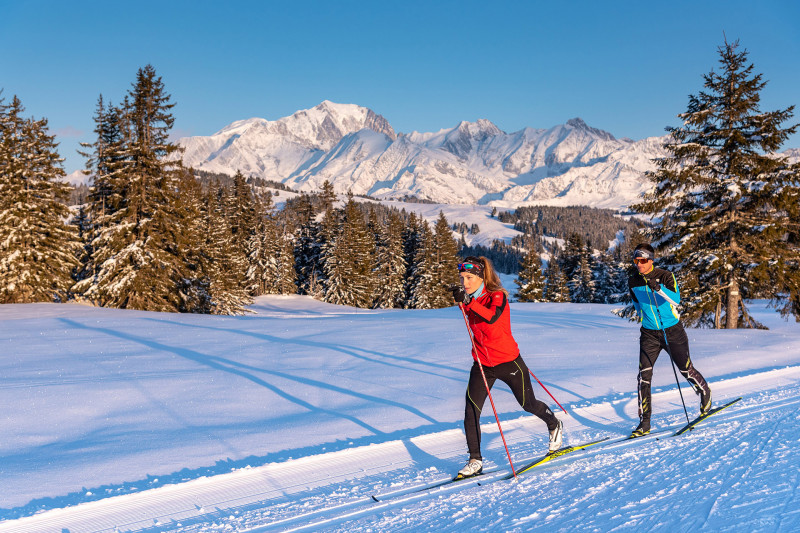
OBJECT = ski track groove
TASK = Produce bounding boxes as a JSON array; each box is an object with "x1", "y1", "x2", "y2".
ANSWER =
[
  {"x1": 4, "y1": 386, "x2": 800, "y2": 533},
  {"x1": 238, "y1": 393, "x2": 800, "y2": 533}
]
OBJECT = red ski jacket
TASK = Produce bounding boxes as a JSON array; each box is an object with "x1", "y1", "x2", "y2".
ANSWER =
[{"x1": 463, "y1": 290, "x2": 520, "y2": 367}]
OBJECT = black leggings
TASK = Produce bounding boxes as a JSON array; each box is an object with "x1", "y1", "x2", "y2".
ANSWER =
[
  {"x1": 464, "y1": 355, "x2": 557, "y2": 460},
  {"x1": 637, "y1": 323, "x2": 709, "y2": 419}
]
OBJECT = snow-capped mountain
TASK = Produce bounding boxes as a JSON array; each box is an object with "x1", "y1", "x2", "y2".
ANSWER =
[{"x1": 177, "y1": 101, "x2": 669, "y2": 210}]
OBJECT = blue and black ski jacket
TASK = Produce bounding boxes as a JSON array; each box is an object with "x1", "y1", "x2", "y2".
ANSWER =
[{"x1": 628, "y1": 267, "x2": 681, "y2": 330}]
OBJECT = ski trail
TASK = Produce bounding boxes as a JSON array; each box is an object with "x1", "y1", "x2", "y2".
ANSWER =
[{"x1": 2, "y1": 379, "x2": 799, "y2": 533}]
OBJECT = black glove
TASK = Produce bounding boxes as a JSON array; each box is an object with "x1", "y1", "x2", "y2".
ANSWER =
[
  {"x1": 450, "y1": 285, "x2": 472, "y2": 304},
  {"x1": 646, "y1": 277, "x2": 660, "y2": 292}
]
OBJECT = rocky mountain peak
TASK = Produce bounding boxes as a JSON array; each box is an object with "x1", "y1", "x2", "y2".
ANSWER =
[{"x1": 566, "y1": 117, "x2": 616, "y2": 141}]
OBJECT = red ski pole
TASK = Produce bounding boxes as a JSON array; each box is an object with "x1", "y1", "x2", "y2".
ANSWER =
[
  {"x1": 459, "y1": 303, "x2": 518, "y2": 481},
  {"x1": 527, "y1": 369, "x2": 568, "y2": 416}
]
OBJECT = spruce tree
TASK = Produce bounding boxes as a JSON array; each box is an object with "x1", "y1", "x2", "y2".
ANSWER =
[
  {"x1": 402, "y1": 212, "x2": 422, "y2": 305},
  {"x1": 407, "y1": 222, "x2": 439, "y2": 309},
  {"x1": 516, "y1": 248, "x2": 545, "y2": 302},
  {"x1": 172, "y1": 169, "x2": 213, "y2": 313},
  {"x1": 201, "y1": 185, "x2": 252, "y2": 314},
  {"x1": 0, "y1": 95, "x2": 80, "y2": 303},
  {"x1": 430, "y1": 211, "x2": 461, "y2": 307},
  {"x1": 569, "y1": 244, "x2": 597, "y2": 303},
  {"x1": 544, "y1": 259, "x2": 570, "y2": 303},
  {"x1": 633, "y1": 40, "x2": 800, "y2": 328},
  {"x1": 560, "y1": 233, "x2": 584, "y2": 284},
  {"x1": 293, "y1": 194, "x2": 324, "y2": 297},
  {"x1": 75, "y1": 65, "x2": 196, "y2": 312},
  {"x1": 228, "y1": 170, "x2": 260, "y2": 294},
  {"x1": 322, "y1": 194, "x2": 376, "y2": 307},
  {"x1": 372, "y1": 210, "x2": 407, "y2": 308}
]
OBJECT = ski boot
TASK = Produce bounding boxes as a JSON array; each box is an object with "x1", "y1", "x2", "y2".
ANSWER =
[
  {"x1": 549, "y1": 419, "x2": 564, "y2": 452},
  {"x1": 699, "y1": 386, "x2": 712, "y2": 416},
  {"x1": 455, "y1": 458, "x2": 483, "y2": 480},
  {"x1": 630, "y1": 418, "x2": 650, "y2": 438}
]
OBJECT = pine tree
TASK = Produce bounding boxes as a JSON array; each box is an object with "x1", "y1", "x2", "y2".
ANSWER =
[
  {"x1": 173, "y1": 169, "x2": 213, "y2": 313},
  {"x1": 322, "y1": 194, "x2": 376, "y2": 307},
  {"x1": 228, "y1": 170, "x2": 260, "y2": 294},
  {"x1": 372, "y1": 210, "x2": 406, "y2": 308},
  {"x1": 544, "y1": 259, "x2": 570, "y2": 303},
  {"x1": 633, "y1": 40, "x2": 800, "y2": 328},
  {"x1": 402, "y1": 212, "x2": 423, "y2": 305},
  {"x1": 274, "y1": 225, "x2": 298, "y2": 294},
  {"x1": 407, "y1": 222, "x2": 439, "y2": 309},
  {"x1": 516, "y1": 248, "x2": 545, "y2": 302},
  {"x1": 293, "y1": 194, "x2": 324, "y2": 297},
  {"x1": 319, "y1": 179, "x2": 336, "y2": 212},
  {"x1": 0, "y1": 95, "x2": 80, "y2": 303},
  {"x1": 74, "y1": 65, "x2": 195, "y2": 312},
  {"x1": 560, "y1": 233, "x2": 584, "y2": 284},
  {"x1": 430, "y1": 211, "x2": 460, "y2": 307},
  {"x1": 201, "y1": 185, "x2": 252, "y2": 314},
  {"x1": 568, "y1": 251, "x2": 595, "y2": 303}
]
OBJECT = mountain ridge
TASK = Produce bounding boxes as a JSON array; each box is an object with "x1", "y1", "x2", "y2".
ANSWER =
[{"x1": 176, "y1": 101, "x2": 799, "y2": 210}]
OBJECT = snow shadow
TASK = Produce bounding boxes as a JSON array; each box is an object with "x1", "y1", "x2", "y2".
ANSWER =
[
  {"x1": 57, "y1": 317, "x2": 440, "y2": 431},
  {"x1": 142, "y1": 315, "x2": 467, "y2": 380}
]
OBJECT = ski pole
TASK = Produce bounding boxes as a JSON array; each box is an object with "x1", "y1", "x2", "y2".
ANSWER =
[
  {"x1": 646, "y1": 282, "x2": 691, "y2": 425},
  {"x1": 459, "y1": 303, "x2": 518, "y2": 481},
  {"x1": 527, "y1": 369, "x2": 568, "y2": 415}
]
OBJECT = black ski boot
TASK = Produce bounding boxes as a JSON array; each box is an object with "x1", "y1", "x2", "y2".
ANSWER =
[
  {"x1": 699, "y1": 385, "x2": 712, "y2": 416},
  {"x1": 630, "y1": 418, "x2": 650, "y2": 438}
]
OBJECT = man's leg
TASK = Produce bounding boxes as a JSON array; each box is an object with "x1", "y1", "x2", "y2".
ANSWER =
[
  {"x1": 636, "y1": 328, "x2": 662, "y2": 433},
  {"x1": 665, "y1": 324, "x2": 712, "y2": 413}
]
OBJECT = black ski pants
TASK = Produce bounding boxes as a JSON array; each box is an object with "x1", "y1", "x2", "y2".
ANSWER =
[
  {"x1": 464, "y1": 355, "x2": 557, "y2": 460},
  {"x1": 637, "y1": 323, "x2": 709, "y2": 420}
]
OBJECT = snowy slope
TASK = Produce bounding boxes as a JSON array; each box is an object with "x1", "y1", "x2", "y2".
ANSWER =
[{"x1": 1, "y1": 298, "x2": 799, "y2": 532}]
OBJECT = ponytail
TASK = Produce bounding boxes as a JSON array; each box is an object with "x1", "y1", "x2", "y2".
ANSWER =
[{"x1": 478, "y1": 256, "x2": 507, "y2": 296}]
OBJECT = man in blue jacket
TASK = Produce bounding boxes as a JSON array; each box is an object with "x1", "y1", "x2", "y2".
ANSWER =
[{"x1": 628, "y1": 243, "x2": 712, "y2": 437}]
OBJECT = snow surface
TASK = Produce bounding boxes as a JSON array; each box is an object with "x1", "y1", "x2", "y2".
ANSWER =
[{"x1": 1, "y1": 297, "x2": 799, "y2": 532}]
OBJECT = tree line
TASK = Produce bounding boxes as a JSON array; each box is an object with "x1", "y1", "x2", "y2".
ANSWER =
[
  {"x1": 0, "y1": 66, "x2": 462, "y2": 313},
  {"x1": 514, "y1": 232, "x2": 636, "y2": 305}
]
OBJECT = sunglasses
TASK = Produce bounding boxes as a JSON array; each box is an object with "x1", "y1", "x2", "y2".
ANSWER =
[
  {"x1": 633, "y1": 258, "x2": 651, "y2": 265},
  {"x1": 458, "y1": 263, "x2": 478, "y2": 272}
]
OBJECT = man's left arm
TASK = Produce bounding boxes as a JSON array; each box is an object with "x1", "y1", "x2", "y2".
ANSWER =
[{"x1": 658, "y1": 272, "x2": 680, "y2": 306}]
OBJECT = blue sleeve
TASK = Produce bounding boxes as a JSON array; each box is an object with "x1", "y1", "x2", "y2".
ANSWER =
[{"x1": 660, "y1": 272, "x2": 680, "y2": 305}]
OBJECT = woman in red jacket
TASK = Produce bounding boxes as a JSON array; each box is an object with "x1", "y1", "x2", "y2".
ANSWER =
[{"x1": 451, "y1": 256, "x2": 563, "y2": 479}]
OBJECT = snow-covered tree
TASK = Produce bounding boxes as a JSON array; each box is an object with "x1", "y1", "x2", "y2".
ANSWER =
[
  {"x1": 633, "y1": 40, "x2": 800, "y2": 328},
  {"x1": 0, "y1": 95, "x2": 80, "y2": 303},
  {"x1": 74, "y1": 66, "x2": 195, "y2": 312},
  {"x1": 544, "y1": 259, "x2": 570, "y2": 303},
  {"x1": 430, "y1": 211, "x2": 461, "y2": 308},
  {"x1": 372, "y1": 210, "x2": 406, "y2": 309},
  {"x1": 516, "y1": 248, "x2": 545, "y2": 302},
  {"x1": 293, "y1": 194, "x2": 324, "y2": 297},
  {"x1": 407, "y1": 222, "x2": 439, "y2": 309},
  {"x1": 323, "y1": 194, "x2": 377, "y2": 307},
  {"x1": 200, "y1": 185, "x2": 252, "y2": 315},
  {"x1": 568, "y1": 247, "x2": 596, "y2": 304}
]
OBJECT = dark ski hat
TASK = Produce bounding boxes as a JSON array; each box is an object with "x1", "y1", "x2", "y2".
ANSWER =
[
  {"x1": 458, "y1": 256, "x2": 485, "y2": 278},
  {"x1": 633, "y1": 243, "x2": 655, "y2": 261}
]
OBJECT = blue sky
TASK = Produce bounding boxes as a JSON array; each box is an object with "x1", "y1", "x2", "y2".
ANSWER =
[{"x1": 2, "y1": 0, "x2": 799, "y2": 174}]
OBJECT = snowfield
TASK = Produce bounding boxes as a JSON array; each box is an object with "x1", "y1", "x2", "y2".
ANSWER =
[{"x1": 1, "y1": 297, "x2": 799, "y2": 532}]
